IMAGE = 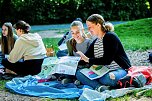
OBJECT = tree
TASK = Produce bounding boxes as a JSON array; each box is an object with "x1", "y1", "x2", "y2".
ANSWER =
[
  {"x1": 0, "y1": 0, "x2": 15, "y2": 24},
  {"x1": 147, "y1": 0, "x2": 152, "y2": 16}
]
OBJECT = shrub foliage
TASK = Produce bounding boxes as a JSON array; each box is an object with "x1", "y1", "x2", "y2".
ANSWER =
[{"x1": 0, "y1": 0, "x2": 151, "y2": 25}]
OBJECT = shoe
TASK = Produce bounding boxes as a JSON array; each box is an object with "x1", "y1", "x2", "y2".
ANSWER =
[
  {"x1": 117, "y1": 76, "x2": 132, "y2": 88},
  {"x1": 0, "y1": 69, "x2": 4, "y2": 74},
  {"x1": 95, "y1": 85, "x2": 110, "y2": 92},
  {"x1": 132, "y1": 73, "x2": 146, "y2": 88},
  {"x1": 57, "y1": 75, "x2": 65, "y2": 81},
  {"x1": 0, "y1": 69, "x2": 4, "y2": 80},
  {"x1": 2, "y1": 73, "x2": 19, "y2": 80},
  {"x1": 47, "y1": 74, "x2": 57, "y2": 81},
  {"x1": 38, "y1": 74, "x2": 57, "y2": 83},
  {"x1": 74, "y1": 80, "x2": 81, "y2": 86},
  {"x1": 0, "y1": 73, "x2": 3, "y2": 80},
  {"x1": 61, "y1": 78, "x2": 73, "y2": 84}
]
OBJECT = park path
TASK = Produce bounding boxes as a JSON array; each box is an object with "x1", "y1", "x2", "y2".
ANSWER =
[
  {"x1": 37, "y1": 30, "x2": 63, "y2": 38},
  {"x1": 33, "y1": 21, "x2": 127, "y2": 39}
]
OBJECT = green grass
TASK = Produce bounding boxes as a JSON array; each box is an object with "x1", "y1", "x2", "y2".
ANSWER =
[
  {"x1": 42, "y1": 38, "x2": 60, "y2": 51},
  {"x1": 0, "y1": 18, "x2": 152, "y2": 100},
  {"x1": 107, "y1": 89, "x2": 152, "y2": 101},
  {"x1": 42, "y1": 18, "x2": 152, "y2": 52},
  {"x1": 37, "y1": 18, "x2": 152, "y2": 100},
  {"x1": 0, "y1": 80, "x2": 7, "y2": 90},
  {"x1": 115, "y1": 18, "x2": 152, "y2": 51}
]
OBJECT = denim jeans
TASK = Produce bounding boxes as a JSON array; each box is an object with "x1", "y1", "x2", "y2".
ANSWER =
[
  {"x1": 76, "y1": 68, "x2": 127, "y2": 89},
  {"x1": 56, "y1": 49, "x2": 68, "y2": 58}
]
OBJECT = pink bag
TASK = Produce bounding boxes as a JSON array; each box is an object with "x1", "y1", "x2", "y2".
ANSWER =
[
  {"x1": 118, "y1": 66, "x2": 152, "y2": 88},
  {"x1": 128, "y1": 66, "x2": 152, "y2": 85}
]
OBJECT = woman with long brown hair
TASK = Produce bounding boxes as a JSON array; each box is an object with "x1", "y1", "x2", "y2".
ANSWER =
[
  {"x1": 67, "y1": 20, "x2": 92, "y2": 56},
  {"x1": 1, "y1": 22, "x2": 18, "y2": 55},
  {"x1": 76, "y1": 14, "x2": 131, "y2": 92},
  {"x1": 52, "y1": 20, "x2": 92, "y2": 84}
]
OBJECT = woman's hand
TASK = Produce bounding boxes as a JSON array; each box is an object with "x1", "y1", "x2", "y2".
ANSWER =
[{"x1": 76, "y1": 51, "x2": 89, "y2": 63}]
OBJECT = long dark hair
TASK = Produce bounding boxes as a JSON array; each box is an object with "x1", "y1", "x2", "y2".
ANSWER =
[{"x1": 1, "y1": 22, "x2": 15, "y2": 54}]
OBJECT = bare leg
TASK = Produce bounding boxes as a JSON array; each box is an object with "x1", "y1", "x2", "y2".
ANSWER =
[{"x1": 5, "y1": 68, "x2": 17, "y2": 75}]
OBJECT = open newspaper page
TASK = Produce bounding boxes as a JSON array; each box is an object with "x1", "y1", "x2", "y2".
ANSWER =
[
  {"x1": 52, "y1": 56, "x2": 81, "y2": 75},
  {"x1": 38, "y1": 57, "x2": 59, "y2": 78},
  {"x1": 38, "y1": 56, "x2": 81, "y2": 78},
  {"x1": 80, "y1": 65, "x2": 115, "y2": 80}
]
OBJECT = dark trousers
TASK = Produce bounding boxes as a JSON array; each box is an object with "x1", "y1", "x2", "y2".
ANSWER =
[{"x1": 2, "y1": 58, "x2": 44, "y2": 76}]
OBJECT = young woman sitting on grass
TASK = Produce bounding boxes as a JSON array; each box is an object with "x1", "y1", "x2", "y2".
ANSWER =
[
  {"x1": 60, "y1": 20, "x2": 92, "y2": 84},
  {"x1": 76, "y1": 14, "x2": 131, "y2": 92},
  {"x1": 1, "y1": 20, "x2": 46, "y2": 78},
  {"x1": 51, "y1": 20, "x2": 92, "y2": 84}
]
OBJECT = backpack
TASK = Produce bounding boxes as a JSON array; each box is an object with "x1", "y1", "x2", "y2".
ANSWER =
[{"x1": 117, "y1": 66, "x2": 152, "y2": 88}]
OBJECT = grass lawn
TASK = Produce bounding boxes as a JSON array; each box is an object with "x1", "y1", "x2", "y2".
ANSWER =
[
  {"x1": 0, "y1": 17, "x2": 152, "y2": 101},
  {"x1": 42, "y1": 17, "x2": 152, "y2": 52},
  {"x1": 115, "y1": 18, "x2": 152, "y2": 51}
]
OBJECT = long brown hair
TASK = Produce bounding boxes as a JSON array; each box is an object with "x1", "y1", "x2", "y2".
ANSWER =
[
  {"x1": 1, "y1": 22, "x2": 15, "y2": 54},
  {"x1": 86, "y1": 14, "x2": 114, "y2": 32}
]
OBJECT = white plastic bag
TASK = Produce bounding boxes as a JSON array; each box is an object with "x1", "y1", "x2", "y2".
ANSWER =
[{"x1": 79, "y1": 88, "x2": 107, "y2": 101}]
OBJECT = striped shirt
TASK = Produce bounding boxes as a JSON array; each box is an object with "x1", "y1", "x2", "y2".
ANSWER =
[{"x1": 94, "y1": 38, "x2": 119, "y2": 68}]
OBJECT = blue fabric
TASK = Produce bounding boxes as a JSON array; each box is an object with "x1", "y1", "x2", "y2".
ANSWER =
[
  {"x1": 5, "y1": 75, "x2": 91, "y2": 99},
  {"x1": 5, "y1": 75, "x2": 152, "y2": 100}
]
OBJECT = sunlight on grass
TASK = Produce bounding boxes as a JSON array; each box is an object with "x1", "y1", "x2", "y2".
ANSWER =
[
  {"x1": 115, "y1": 18, "x2": 152, "y2": 51},
  {"x1": 120, "y1": 36, "x2": 152, "y2": 50},
  {"x1": 143, "y1": 89, "x2": 152, "y2": 97},
  {"x1": 0, "y1": 18, "x2": 152, "y2": 100},
  {"x1": 42, "y1": 38, "x2": 60, "y2": 52},
  {"x1": 107, "y1": 95, "x2": 131, "y2": 101},
  {"x1": 0, "y1": 80, "x2": 8, "y2": 90}
]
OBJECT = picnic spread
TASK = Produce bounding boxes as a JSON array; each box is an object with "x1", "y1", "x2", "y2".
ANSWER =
[{"x1": 3, "y1": 56, "x2": 152, "y2": 101}]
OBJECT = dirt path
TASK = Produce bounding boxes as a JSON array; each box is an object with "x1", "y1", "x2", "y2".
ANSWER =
[{"x1": 38, "y1": 30, "x2": 63, "y2": 38}]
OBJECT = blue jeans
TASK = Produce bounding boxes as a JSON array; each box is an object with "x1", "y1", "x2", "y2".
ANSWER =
[
  {"x1": 56, "y1": 49, "x2": 68, "y2": 58},
  {"x1": 76, "y1": 68, "x2": 127, "y2": 89}
]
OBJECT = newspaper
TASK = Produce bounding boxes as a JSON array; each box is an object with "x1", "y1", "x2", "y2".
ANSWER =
[
  {"x1": 52, "y1": 56, "x2": 81, "y2": 75},
  {"x1": 38, "y1": 57, "x2": 59, "y2": 78},
  {"x1": 38, "y1": 56, "x2": 81, "y2": 78},
  {"x1": 80, "y1": 65, "x2": 115, "y2": 80}
]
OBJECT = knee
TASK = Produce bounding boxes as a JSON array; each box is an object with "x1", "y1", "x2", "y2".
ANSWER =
[
  {"x1": 109, "y1": 69, "x2": 127, "y2": 81},
  {"x1": 75, "y1": 69, "x2": 83, "y2": 80},
  {"x1": 56, "y1": 50, "x2": 67, "y2": 57},
  {"x1": 99, "y1": 69, "x2": 127, "y2": 87}
]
